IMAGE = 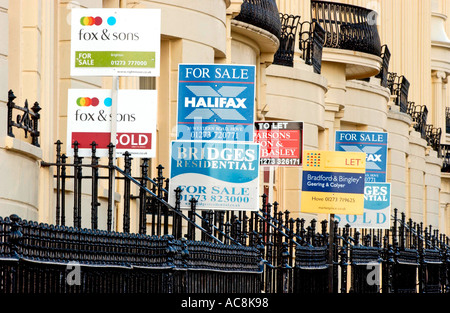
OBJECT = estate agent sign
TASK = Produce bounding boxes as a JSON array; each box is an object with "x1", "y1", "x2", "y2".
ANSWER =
[
  {"x1": 71, "y1": 8, "x2": 161, "y2": 77},
  {"x1": 301, "y1": 150, "x2": 366, "y2": 215},
  {"x1": 335, "y1": 131, "x2": 388, "y2": 183},
  {"x1": 168, "y1": 141, "x2": 260, "y2": 211},
  {"x1": 176, "y1": 64, "x2": 256, "y2": 142},
  {"x1": 254, "y1": 121, "x2": 303, "y2": 167},
  {"x1": 67, "y1": 89, "x2": 157, "y2": 158}
]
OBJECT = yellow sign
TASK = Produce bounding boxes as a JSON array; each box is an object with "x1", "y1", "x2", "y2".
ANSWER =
[{"x1": 301, "y1": 150, "x2": 366, "y2": 215}]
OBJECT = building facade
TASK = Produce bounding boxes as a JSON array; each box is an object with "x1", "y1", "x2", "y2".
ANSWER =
[{"x1": 0, "y1": 0, "x2": 450, "y2": 237}]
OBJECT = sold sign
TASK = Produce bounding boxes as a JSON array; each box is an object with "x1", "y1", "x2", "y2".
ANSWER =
[{"x1": 67, "y1": 89, "x2": 158, "y2": 158}]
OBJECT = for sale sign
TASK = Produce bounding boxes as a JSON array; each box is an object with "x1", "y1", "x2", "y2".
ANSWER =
[
  {"x1": 335, "y1": 131, "x2": 388, "y2": 183},
  {"x1": 168, "y1": 140, "x2": 260, "y2": 211},
  {"x1": 70, "y1": 8, "x2": 161, "y2": 77},
  {"x1": 176, "y1": 64, "x2": 256, "y2": 142},
  {"x1": 66, "y1": 89, "x2": 157, "y2": 158},
  {"x1": 254, "y1": 121, "x2": 303, "y2": 166}
]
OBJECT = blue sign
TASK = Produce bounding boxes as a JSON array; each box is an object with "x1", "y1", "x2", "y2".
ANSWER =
[
  {"x1": 168, "y1": 140, "x2": 260, "y2": 210},
  {"x1": 302, "y1": 171, "x2": 365, "y2": 194},
  {"x1": 335, "y1": 131, "x2": 388, "y2": 182},
  {"x1": 336, "y1": 182, "x2": 391, "y2": 229},
  {"x1": 176, "y1": 64, "x2": 256, "y2": 142}
]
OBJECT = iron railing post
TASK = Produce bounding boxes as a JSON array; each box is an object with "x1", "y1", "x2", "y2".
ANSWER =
[
  {"x1": 31, "y1": 101, "x2": 41, "y2": 147},
  {"x1": 173, "y1": 187, "x2": 182, "y2": 239},
  {"x1": 90, "y1": 142, "x2": 99, "y2": 230},
  {"x1": 188, "y1": 198, "x2": 197, "y2": 241},
  {"x1": 73, "y1": 141, "x2": 81, "y2": 228},
  {"x1": 61, "y1": 154, "x2": 67, "y2": 226},
  {"x1": 55, "y1": 140, "x2": 62, "y2": 226},
  {"x1": 280, "y1": 242, "x2": 291, "y2": 293},
  {"x1": 7, "y1": 90, "x2": 16, "y2": 138},
  {"x1": 107, "y1": 143, "x2": 115, "y2": 232},
  {"x1": 157, "y1": 165, "x2": 164, "y2": 236},
  {"x1": 139, "y1": 158, "x2": 149, "y2": 235},
  {"x1": 7, "y1": 214, "x2": 22, "y2": 293},
  {"x1": 340, "y1": 224, "x2": 350, "y2": 293},
  {"x1": 123, "y1": 151, "x2": 132, "y2": 233}
]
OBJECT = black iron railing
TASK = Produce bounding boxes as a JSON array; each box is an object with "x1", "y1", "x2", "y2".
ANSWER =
[
  {"x1": 273, "y1": 14, "x2": 301, "y2": 67},
  {"x1": 388, "y1": 72, "x2": 410, "y2": 113},
  {"x1": 6, "y1": 90, "x2": 41, "y2": 147},
  {"x1": 233, "y1": 0, "x2": 282, "y2": 39},
  {"x1": 273, "y1": 14, "x2": 324, "y2": 74},
  {"x1": 2, "y1": 207, "x2": 449, "y2": 293},
  {"x1": 1, "y1": 141, "x2": 442, "y2": 293},
  {"x1": 0, "y1": 214, "x2": 262, "y2": 293},
  {"x1": 426, "y1": 125, "x2": 442, "y2": 155},
  {"x1": 299, "y1": 21, "x2": 325, "y2": 74},
  {"x1": 440, "y1": 144, "x2": 450, "y2": 172},
  {"x1": 407, "y1": 102, "x2": 428, "y2": 140},
  {"x1": 311, "y1": 0, "x2": 382, "y2": 56},
  {"x1": 376, "y1": 45, "x2": 391, "y2": 87}
]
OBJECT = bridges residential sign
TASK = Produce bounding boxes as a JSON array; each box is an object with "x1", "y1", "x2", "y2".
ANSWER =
[
  {"x1": 168, "y1": 141, "x2": 260, "y2": 211},
  {"x1": 70, "y1": 8, "x2": 161, "y2": 77},
  {"x1": 176, "y1": 64, "x2": 256, "y2": 142}
]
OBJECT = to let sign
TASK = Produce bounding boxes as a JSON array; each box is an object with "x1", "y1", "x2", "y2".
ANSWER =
[
  {"x1": 301, "y1": 150, "x2": 366, "y2": 215},
  {"x1": 254, "y1": 121, "x2": 303, "y2": 167}
]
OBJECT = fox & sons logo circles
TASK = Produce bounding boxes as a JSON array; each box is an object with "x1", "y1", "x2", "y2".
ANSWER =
[
  {"x1": 76, "y1": 97, "x2": 112, "y2": 107},
  {"x1": 80, "y1": 16, "x2": 116, "y2": 26}
]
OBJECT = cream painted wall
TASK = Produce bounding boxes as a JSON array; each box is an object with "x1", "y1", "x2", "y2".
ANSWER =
[
  {"x1": 0, "y1": 1, "x2": 44, "y2": 222},
  {"x1": 264, "y1": 64, "x2": 327, "y2": 216},
  {"x1": 0, "y1": 0, "x2": 8, "y2": 139}
]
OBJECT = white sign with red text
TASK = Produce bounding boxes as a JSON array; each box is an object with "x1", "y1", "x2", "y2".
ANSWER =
[{"x1": 66, "y1": 89, "x2": 157, "y2": 158}]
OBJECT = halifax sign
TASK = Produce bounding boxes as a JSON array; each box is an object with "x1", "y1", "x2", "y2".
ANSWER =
[
  {"x1": 176, "y1": 64, "x2": 256, "y2": 142},
  {"x1": 335, "y1": 131, "x2": 388, "y2": 183}
]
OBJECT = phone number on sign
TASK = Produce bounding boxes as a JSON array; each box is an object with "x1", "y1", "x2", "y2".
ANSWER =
[
  {"x1": 260, "y1": 158, "x2": 300, "y2": 165},
  {"x1": 179, "y1": 194, "x2": 250, "y2": 203},
  {"x1": 324, "y1": 196, "x2": 356, "y2": 203},
  {"x1": 111, "y1": 60, "x2": 148, "y2": 66}
]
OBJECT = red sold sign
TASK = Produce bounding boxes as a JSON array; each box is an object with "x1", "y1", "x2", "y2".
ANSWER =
[
  {"x1": 67, "y1": 89, "x2": 157, "y2": 158},
  {"x1": 72, "y1": 132, "x2": 152, "y2": 150}
]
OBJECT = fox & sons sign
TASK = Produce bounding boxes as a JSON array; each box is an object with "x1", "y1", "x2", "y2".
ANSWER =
[
  {"x1": 70, "y1": 8, "x2": 161, "y2": 77},
  {"x1": 66, "y1": 89, "x2": 157, "y2": 158}
]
